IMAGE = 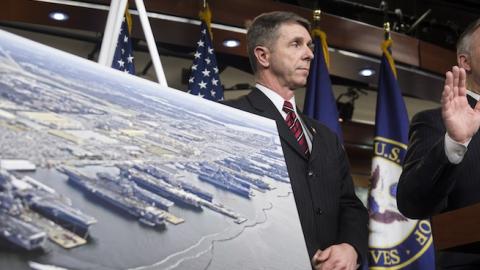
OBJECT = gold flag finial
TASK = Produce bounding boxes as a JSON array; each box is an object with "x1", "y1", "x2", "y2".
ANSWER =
[
  {"x1": 312, "y1": 9, "x2": 321, "y2": 31},
  {"x1": 313, "y1": 10, "x2": 321, "y2": 22},
  {"x1": 199, "y1": 2, "x2": 212, "y2": 38},
  {"x1": 384, "y1": 22, "x2": 391, "y2": 40}
]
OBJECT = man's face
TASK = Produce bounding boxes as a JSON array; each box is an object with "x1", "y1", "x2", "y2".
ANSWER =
[
  {"x1": 267, "y1": 22, "x2": 314, "y2": 89},
  {"x1": 468, "y1": 28, "x2": 480, "y2": 87}
]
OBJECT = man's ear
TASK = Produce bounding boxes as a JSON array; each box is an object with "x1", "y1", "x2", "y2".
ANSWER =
[
  {"x1": 458, "y1": 53, "x2": 471, "y2": 72},
  {"x1": 254, "y1": 46, "x2": 270, "y2": 69}
]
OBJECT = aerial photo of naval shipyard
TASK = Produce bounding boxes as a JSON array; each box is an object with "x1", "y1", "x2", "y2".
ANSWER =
[{"x1": 0, "y1": 30, "x2": 310, "y2": 270}]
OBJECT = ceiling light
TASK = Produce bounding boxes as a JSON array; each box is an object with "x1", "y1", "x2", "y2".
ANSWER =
[
  {"x1": 222, "y1": 39, "x2": 240, "y2": 48},
  {"x1": 338, "y1": 49, "x2": 362, "y2": 58},
  {"x1": 49, "y1": 11, "x2": 69, "y2": 21},
  {"x1": 359, "y1": 68, "x2": 375, "y2": 77}
]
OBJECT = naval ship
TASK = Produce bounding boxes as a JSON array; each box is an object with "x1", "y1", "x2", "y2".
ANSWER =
[
  {"x1": 232, "y1": 156, "x2": 289, "y2": 183},
  {"x1": 227, "y1": 157, "x2": 265, "y2": 177},
  {"x1": 230, "y1": 172, "x2": 271, "y2": 191},
  {"x1": 198, "y1": 164, "x2": 251, "y2": 198},
  {"x1": 0, "y1": 184, "x2": 47, "y2": 251},
  {"x1": 61, "y1": 167, "x2": 165, "y2": 228},
  {"x1": 96, "y1": 172, "x2": 173, "y2": 211},
  {"x1": 0, "y1": 212, "x2": 47, "y2": 250},
  {"x1": 120, "y1": 167, "x2": 202, "y2": 210},
  {"x1": 11, "y1": 176, "x2": 97, "y2": 234},
  {"x1": 133, "y1": 164, "x2": 213, "y2": 202}
]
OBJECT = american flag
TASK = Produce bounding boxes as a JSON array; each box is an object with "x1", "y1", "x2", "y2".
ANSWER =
[
  {"x1": 112, "y1": 14, "x2": 135, "y2": 75},
  {"x1": 187, "y1": 22, "x2": 224, "y2": 101}
]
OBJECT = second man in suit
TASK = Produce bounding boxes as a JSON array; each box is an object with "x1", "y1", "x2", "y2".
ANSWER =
[
  {"x1": 223, "y1": 11, "x2": 368, "y2": 270},
  {"x1": 397, "y1": 18, "x2": 480, "y2": 269}
]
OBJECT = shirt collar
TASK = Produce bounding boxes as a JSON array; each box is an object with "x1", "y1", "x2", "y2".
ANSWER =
[
  {"x1": 256, "y1": 83, "x2": 297, "y2": 115},
  {"x1": 467, "y1": 90, "x2": 480, "y2": 101}
]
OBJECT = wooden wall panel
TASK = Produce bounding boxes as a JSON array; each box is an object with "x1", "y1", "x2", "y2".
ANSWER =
[
  {"x1": 420, "y1": 41, "x2": 457, "y2": 75},
  {"x1": 1, "y1": 0, "x2": 457, "y2": 76}
]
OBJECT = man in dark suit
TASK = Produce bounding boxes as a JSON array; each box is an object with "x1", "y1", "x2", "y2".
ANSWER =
[
  {"x1": 222, "y1": 11, "x2": 368, "y2": 270},
  {"x1": 397, "y1": 18, "x2": 480, "y2": 269}
]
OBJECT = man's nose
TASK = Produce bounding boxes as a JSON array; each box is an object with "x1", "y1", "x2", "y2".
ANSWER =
[{"x1": 304, "y1": 46, "x2": 314, "y2": 60}]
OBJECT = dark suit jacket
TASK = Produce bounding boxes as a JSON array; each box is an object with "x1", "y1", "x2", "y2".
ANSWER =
[
  {"x1": 398, "y1": 96, "x2": 480, "y2": 268},
  {"x1": 223, "y1": 88, "x2": 368, "y2": 264}
]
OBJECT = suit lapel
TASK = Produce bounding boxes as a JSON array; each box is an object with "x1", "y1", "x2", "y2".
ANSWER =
[
  {"x1": 246, "y1": 88, "x2": 308, "y2": 160},
  {"x1": 300, "y1": 115, "x2": 322, "y2": 162}
]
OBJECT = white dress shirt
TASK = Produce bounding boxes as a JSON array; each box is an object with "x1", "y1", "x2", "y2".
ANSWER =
[
  {"x1": 256, "y1": 83, "x2": 313, "y2": 151},
  {"x1": 444, "y1": 90, "x2": 479, "y2": 164}
]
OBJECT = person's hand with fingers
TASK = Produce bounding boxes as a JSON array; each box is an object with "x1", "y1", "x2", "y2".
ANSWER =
[
  {"x1": 311, "y1": 248, "x2": 329, "y2": 270},
  {"x1": 311, "y1": 243, "x2": 357, "y2": 270},
  {"x1": 441, "y1": 66, "x2": 480, "y2": 144}
]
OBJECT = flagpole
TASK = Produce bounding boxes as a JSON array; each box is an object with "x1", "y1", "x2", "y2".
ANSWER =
[
  {"x1": 134, "y1": 0, "x2": 168, "y2": 87},
  {"x1": 98, "y1": 0, "x2": 128, "y2": 67}
]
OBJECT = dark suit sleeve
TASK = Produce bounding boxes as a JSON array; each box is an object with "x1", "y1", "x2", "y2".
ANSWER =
[
  {"x1": 335, "y1": 135, "x2": 369, "y2": 264},
  {"x1": 397, "y1": 110, "x2": 456, "y2": 219}
]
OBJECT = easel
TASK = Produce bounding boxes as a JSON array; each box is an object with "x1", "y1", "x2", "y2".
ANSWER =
[{"x1": 97, "y1": 0, "x2": 168, "y2": 87}]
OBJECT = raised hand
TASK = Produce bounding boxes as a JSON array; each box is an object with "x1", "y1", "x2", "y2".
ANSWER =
[{"x1": 441, "y1": 66, "x2": 480, "y2": 143}]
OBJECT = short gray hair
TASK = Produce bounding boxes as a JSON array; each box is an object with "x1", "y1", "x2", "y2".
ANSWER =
[
  {"x1": 457, "y1": 18, "x2": 480, "y2": 55},
  {"x1": 246, "y1": 11, "x2": 310, "y2": 73}
]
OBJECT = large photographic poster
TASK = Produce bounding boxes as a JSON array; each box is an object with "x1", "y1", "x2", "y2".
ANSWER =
[{"x1": 0, "y1": 30, "x2": 310, "y2": 270}]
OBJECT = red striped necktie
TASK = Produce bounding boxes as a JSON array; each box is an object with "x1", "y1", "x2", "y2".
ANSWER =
[{"x1": 282, "y1": 100, "x2": 310, "y2": 158}]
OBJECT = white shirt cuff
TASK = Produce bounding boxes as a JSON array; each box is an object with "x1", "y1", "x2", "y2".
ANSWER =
[{"x1": 444, "y1": 133, "x2": 470, "y2": 164}]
